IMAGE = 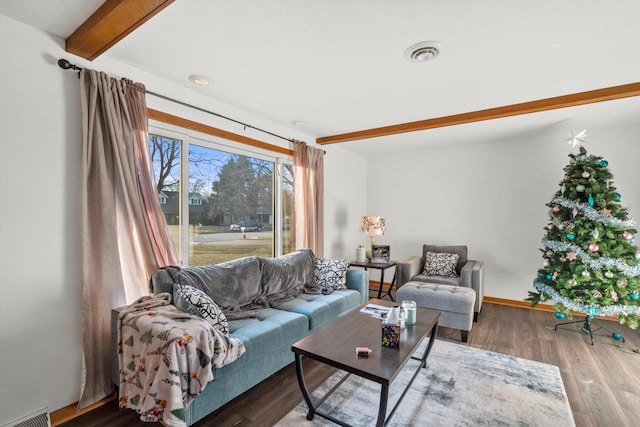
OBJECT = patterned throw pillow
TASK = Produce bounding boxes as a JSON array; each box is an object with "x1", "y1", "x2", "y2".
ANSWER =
[
  {"x1": 314, "y1": 258, "x2": 349, "y2": 290},
  {"x1": 173, "y1": 284, "x2": 229, "y2": 335},
  {"x1": 423, "y1": 252, "x2": 460, "y2": 277}
]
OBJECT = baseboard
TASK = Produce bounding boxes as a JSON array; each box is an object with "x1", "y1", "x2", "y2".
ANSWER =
[
  {"x1": 50, "y1": 393, "x2": 116, "y2": 426},
  {"x1": 482, "y1": 296, "x2": 619, "y2": 321},
  {"x1": 483, "y1": 296, "x2": 555, "y2": 311}
]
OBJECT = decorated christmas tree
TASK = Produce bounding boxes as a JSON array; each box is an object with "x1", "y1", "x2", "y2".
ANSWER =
[{"x1": 528, "y1": 131, "x2": 640, "y2": 331}]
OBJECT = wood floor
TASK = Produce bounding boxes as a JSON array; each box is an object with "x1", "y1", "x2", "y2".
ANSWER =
[{"x1": 60, "y1": 301, "x2": 640, "y2": 427}]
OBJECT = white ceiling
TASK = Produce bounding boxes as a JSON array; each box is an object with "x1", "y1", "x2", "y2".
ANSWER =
[{"x1": 3, "y1": 0, "x2": 640, "y2": 156}]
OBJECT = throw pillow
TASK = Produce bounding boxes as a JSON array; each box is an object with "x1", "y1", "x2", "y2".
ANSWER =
[
  {"x1": 423, "y1": 252, "x2": 460, "y2": 277},
  {"x1": 173, "y1": 284, "x2": 229, "y2": 335},
  {"x1": 314, "y1": 258, "x2": 349, "y2": 290}
]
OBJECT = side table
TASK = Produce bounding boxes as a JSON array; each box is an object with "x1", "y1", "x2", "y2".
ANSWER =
[{"x1": 350, "y1": 260, "x2": 397, "y2": 301}]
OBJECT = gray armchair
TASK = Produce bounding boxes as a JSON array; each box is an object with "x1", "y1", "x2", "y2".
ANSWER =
[{"x1": 396, "y1": 244, "x2": 484, "y2": 321}]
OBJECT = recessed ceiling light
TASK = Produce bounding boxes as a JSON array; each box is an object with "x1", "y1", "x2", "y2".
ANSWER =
[
  {"x1": 188, "y1": 74, "x2": 211, "y2": 86},
  {"x1": 404, "y1": 41, "x2": 441, "y2": 63},
  {"x1": 293, "y1": 120, "x2": 306, "y2": 126}
]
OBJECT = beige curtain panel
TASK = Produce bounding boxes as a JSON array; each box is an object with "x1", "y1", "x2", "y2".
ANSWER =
[
  {"x1": 293, "y1": 140, "x2": 324, "y2": 257},
  {"x1": 78, "y1": 69, "x2": 178, "y2": 409}
]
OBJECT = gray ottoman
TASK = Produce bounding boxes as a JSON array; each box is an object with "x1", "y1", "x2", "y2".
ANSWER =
[{"x1": 397, "y1": 282, "x2": 476, "y2": 342}]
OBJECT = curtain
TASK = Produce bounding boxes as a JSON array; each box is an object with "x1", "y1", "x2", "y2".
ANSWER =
[
  {"x1": 293, "y1": 140, "x2": 324, "y2": 256},
  {"x1": 78, "y1": 69, "x2": 179, "y2": 408}
]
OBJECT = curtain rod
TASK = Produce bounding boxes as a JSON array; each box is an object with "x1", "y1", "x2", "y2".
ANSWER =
[{"x1": 57, "y1": 58, "x2": 296, "y2": 144}]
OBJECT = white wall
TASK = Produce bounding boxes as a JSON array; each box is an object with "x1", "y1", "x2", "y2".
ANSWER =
[
  {"x1": 323, "y1": 145, "x2": 367, "y2": 260},
  {"x1": 0, "y1": 15, "x2": 84, "y2": 424},
  {"x1": 367, "y1": 126, "x2": 640, "y2": 301}
]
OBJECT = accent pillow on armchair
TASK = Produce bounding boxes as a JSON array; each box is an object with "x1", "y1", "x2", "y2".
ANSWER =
[{"x1": 423, "y1": 251, "x2": 460, "y2": 277}]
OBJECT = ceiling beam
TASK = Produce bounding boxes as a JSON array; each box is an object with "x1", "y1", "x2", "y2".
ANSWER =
[
  {"x1": 65, "y1": 0, "x2": 174, "y2": 61},
  {"x1": 316, "y1": 82, "x2": 640, "y2": 145}
]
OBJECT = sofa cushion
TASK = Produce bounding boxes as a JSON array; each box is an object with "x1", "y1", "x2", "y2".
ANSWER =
[
  {"x1": 314, "y1": 258, "x2": 349, "y2": 290},
  {"x1": 228, "y1": 308, "x2": 309, "y2": 362},
  {"x1": 423, "y1": 251, "x2": 460, "y2": 277},
  {"x1": 173, "y1": 284, "x2": 229, "y2": 335},
  {"x1": 260, "y1": 249, "x2": 314, "y2": 306},
  {"x1": 275, "y1": 290, "x2": 361, "y2": 330}
]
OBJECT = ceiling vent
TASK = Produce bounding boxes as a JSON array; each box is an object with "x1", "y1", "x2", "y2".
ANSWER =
[{"x1": 404, "y1": 41, "x2": 441, "y2": 63}]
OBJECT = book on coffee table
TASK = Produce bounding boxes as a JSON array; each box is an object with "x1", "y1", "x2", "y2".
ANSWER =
[{"x1": 360, "y1": 303, "x2": 391, "y2": 319}]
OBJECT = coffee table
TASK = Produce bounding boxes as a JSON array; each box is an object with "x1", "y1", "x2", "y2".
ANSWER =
[{"x1": 291, "y1": 299, "x2": 440, "y2": 427}]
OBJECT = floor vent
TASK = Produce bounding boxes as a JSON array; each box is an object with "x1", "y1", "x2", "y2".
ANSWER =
[{"x1": 2, "y1": 408, "x2": 51, "y2": 427}]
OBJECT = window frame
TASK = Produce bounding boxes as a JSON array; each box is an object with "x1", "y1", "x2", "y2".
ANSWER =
[{"x1": 148, "y1": 121, "x2": 294, "y2": 265}]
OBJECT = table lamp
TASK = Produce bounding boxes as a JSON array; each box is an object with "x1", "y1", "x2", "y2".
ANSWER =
[{"x1": 360, "y1": 215, "x2": 386, "y2": 260}]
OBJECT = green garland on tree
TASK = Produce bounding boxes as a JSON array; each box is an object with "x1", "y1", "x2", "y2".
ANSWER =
[{"x1": 527, "y1": 142, "x2": 640, "y2": 329}]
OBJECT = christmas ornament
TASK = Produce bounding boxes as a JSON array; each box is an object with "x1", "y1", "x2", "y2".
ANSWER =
[
  {"x1": 630, "y1": 293, "x2": 639, "y2": 301},
  {"x1": 623, "y1": 231, "x2": 633, "y2": 240},
  {"x1": 592, "y1": 228, "x2": 600, "y2": 239},
  {"x1": 546, "y1": 274, "x2": 553, "y2": 280},
  {"x1": 581, "y1": 270, "x2": 590, "y2": 277},
  {"x1": 572, "y1": 208, "x2": 578, "y2": 218},
  {"x1": 547, "y1": 224, "x2": 554, "y2": 231},
  {"x1": 599, "y1": 160, "x2": 608, "y2": 167},
  {"x1": 611, "y1": 291, "x2": 619, "y2": 301},
  {"x1": 588, "y1": 243, "x2": 599, "y2": 252},
  {"x1": 543, "y1": 261, "x2": 550, "y2": 267},
  {"x1": 566, "y1": 252, "x2": 577, "y2": 261},
  {"x1": 582, "y1": 171, "x2": 590, "y2": 178},
  {"x1": 576, "y1": 185, "x2": 585, "y2": 192},
  {"x1": 600, "y1": 208, "x2": 611, "y2": 216},
  {"x1": 568, "y1": 279, "x2": 577, "y2": 287},
  {"x1": 552, "y1": 206, "x2": 560, "y2": 213},
  {"x1": 615, "y1": 193, "x2": 621, "y2": 201},
  {"x1": 617, "y1": 278, "x2": 627, "y2": 287},
  {"x1": 612, "y1": 332, "x2": 623, "y2": 341},
  {"x1": 566, "y1": 233, "x2": 575, "y2": 240},
  {"x1": 605, "y1": 271, "x2": 614, "y2": 278},
  {"x1": 555, "y1": 312, "x2": 566, "y2": 319},
  {"x1": 588, "y1": 195, "x2": 595, "y2": 206}
]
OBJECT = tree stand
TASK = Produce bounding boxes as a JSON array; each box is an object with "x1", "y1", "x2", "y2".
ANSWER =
[{"x1": 555, "y1": 315, "x2": 625, "y2": 345}]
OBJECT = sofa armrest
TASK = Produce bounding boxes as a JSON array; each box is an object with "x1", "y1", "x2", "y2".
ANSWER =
[
  {"x1": 396, "y1": 256, "x2": 423, "y2": 288},
  {"x1": 461, "y1": 260, "x2": 484, "y2": 315},
  {"x1": 346, "y1": 269, "x2": 370, "y2": 304},
  {"x1": 110, "y1": 306, "x2": 126, "y2": 386}
]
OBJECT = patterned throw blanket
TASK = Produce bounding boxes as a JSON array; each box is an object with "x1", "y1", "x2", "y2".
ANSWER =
[{"x1": 117, "y1": 293, "x2": 245, "y2": 426}]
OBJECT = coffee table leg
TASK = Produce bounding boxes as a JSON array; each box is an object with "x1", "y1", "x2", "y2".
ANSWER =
[
  {"x1": 376, "y1": 384, "x2": 389, "y2": 427},
  {"x1": 295, "y1": 353, "x2": 316, "y2": 420},
  {"x1": 421, "y1": 321, "x2": 439, "y2": 368}
]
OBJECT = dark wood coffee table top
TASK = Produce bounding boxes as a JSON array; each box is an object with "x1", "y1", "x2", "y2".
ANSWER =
[{"x1": 291, "y1": 299, "x2": 440, "y2": 386}]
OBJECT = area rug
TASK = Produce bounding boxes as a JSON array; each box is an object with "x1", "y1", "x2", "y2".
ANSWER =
[{"x1": 276, "y1": 340, "x2": 575, "y2": 426}]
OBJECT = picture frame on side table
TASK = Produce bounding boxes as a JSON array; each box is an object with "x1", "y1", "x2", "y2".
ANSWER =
[{"x1": 371, "y1": 245, "x2": 390, "y2": 263}]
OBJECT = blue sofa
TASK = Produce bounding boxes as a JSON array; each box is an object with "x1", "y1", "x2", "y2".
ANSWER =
[{"x1": 111, "y1": 249, "x2": 368, "y2": 425}]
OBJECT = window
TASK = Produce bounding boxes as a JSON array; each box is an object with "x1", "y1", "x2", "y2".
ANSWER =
[{"x1": 149, "y1": 129, "x2": 294, "y2": 266}]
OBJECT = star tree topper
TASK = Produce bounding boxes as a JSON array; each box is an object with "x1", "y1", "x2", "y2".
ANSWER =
[{"x1": 565, "y1": 129, "x2": 587, "y2": 148}]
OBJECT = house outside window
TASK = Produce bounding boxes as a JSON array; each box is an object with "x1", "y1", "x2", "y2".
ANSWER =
[
  {"x1": 159, "y1": 192, "x2": 167, "y2": 205},
  {"x1": 148, "y1": 130, "x2": 294, "y2": 266}
]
